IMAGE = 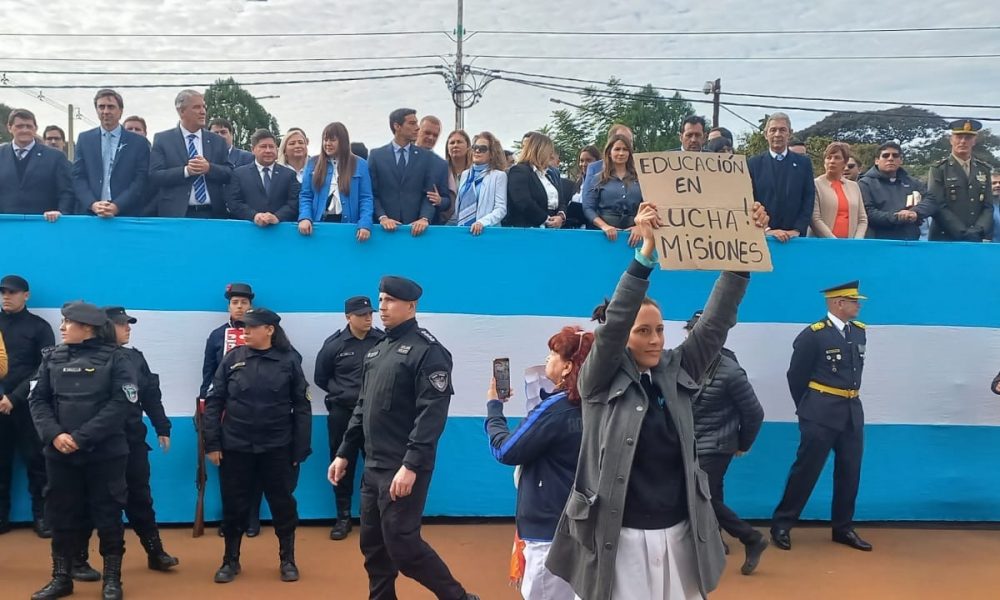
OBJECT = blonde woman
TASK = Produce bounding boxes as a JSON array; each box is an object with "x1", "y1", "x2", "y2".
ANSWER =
[
  {"x1": 504, "y1": 132, "x2": 565, "y2": 228},
  {"x1": 277, "y1": 128, "x2": 310, "y2": 183},
  {"x1": 810, "y1": 142, "x2": 868, "y2": 238}
]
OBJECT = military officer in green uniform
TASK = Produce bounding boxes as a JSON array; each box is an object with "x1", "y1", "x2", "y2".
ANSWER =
[
  {"x1": 927, "y1": 119, "x2": 994, "y2": 242},
  {"x1": 771, "y1": 282, "x2": 872, "y2": 553}
]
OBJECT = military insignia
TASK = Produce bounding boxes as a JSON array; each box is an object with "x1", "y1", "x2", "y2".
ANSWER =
[
  {"x1": 397, "y1": 345, "x2": 412, "y2": 355},
  {"x1": 810, "y1": 321, "x2": 826, "y2": 331},
  {"x1": 852, "y1": 320, "x2": 866, "y2": 329},
  {"x1": 229, "y1": 361, "x2": 246, "y2": 370},
  {"x1": 428, "y1": 371, "x2": 449, "y2": 392},
  {"x1": 62, "y1": 367, "x2": 82, "y2": 373},
  {"x1": 337, "y1": 351, "x2": 355, "y2": 358},
  {"x1": 419, "y1": 329, "x2": 438, "y2": 344},
  {"x1": 977, "y1": 172, "x2": 987, "y2": 184},
  {"x1": 84, "y1": 368, "x2": 95, "y2": 373},
  {"x1": 122, "y1": 384, "x2": 139, "y2": 404},
  {"x1": 366, "y1": 349, "x2": 380, "y2": 359}
]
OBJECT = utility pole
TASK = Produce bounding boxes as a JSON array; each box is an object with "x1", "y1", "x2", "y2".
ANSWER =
[
  {"x1": 453, "y1": 0, "x2": 465, "y2": 131},
  {"x1": 712, "y1": 78, "x2": 721, "y2": 128},
  {"x1": 66, "y1": 104, "x2": 75, "y2": 161}
]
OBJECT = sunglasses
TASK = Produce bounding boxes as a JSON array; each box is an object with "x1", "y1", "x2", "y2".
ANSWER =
[
  {"x1": 880, "y1": 152, "x2": 901, "y2": 159},
  {"x1": 471, "y1": 144, "x2": 489, "y2": 153}
]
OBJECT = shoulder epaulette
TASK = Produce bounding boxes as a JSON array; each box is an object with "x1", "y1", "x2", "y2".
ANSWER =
[
  {"x1": 809, "y1": 321, "x2": 826, "y2": 331},
  {"x1": 418, "y1": 328, "x2": 438, "y2": 344},
  {"x1": 851, "y1": 320, "x2": 866, "y2": 329},
  {"x1": 934, "y1": 157, "x2": 949, "y2": 167}
]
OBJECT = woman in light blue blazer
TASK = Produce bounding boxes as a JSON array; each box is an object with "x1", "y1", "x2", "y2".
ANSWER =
[
  {"x1": 297, "y1": 122, "x2": 373, "y2": 242},
  {"x1": 451, "y1": 131, "x2": 508, "y2": 235}
]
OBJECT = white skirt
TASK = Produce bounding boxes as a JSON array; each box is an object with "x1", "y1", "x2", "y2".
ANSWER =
[
  {"x1": 522, "y1": 540, "x2": 577, "y2": 600},
  {"x1": 609, "y1": 521, "x2": 703, "y2": 600}
]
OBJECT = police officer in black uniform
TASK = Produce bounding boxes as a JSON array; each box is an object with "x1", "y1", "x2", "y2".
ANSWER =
[
  {"x1": 104, "y1": 306, "x2": 178, "y2": 570},
  {"x1": 203, "y1": 307, "x2": 312, "y2": 584},
  {"x1": 27, "y1": 301, "x2": 137, "y2": 600},
  {"x1": 329, "y1": 276, "x2": 479, "y2": 600},
  {"x1": 0, "y1": 274, "x2": 55, "y2": 538},
  {"x1": 771, "y1": 281, "x2": 872, "y2": 553},
  {"x1": 199, "y1": 282, "x2": 264, "y2": 537},
  {"x1": 315, "y1": 295, "x2": 385, "y2": 541}
]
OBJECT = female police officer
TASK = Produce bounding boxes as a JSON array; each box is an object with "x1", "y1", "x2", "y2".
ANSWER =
[
  {"x1": 28, "y1": 301, "x2": 137, "y2": 600},
  {"x1": 203, "y1": 307, "x2": 312, "y2": 584}
]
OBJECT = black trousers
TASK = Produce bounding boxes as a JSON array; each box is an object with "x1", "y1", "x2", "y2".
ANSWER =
[
  {"x1": 772, "y1": 416, "x2": 864, "y2": 533},
  {"x1": 0, "y1": 408, "x2": 47, "y2": 520},
  {"x1": 360, "y1": 467, "x2": 465, "y2": 600},
  {"x1": 698, "y1": 452, "x2": 761, "y2": 545},
  {"x1": 45, "y1": 456, "x2": 127, "y2": 558},
  {"x1": 219, "y1": 447, "x2": 298, "y2": 539},
  {"x1": 327, "y1": 405, "x2": 358, "y2": 512}
]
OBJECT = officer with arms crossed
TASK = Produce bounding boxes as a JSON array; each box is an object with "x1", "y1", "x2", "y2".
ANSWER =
[
  {"x1": 771, "y1": 282, "x2": 872, "y2": 553},
  {"x1": 329, "y1": 276, "x2": 480, "y2": 600}
]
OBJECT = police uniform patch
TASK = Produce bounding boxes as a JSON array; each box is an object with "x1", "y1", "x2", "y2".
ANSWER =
[
  {"x1": 810, "y1": 321, "x2": 826, "y2": 331},
  {"x1": 122, "y1": 384, "x2": 139, "y2": 404},
  {"x1": 62, "y1": 367, "x2": 82, "y2": 373},
  {"x1": 852, "y1": 320, "x2": 866, "y2": 329},
  {"x1": 428, "y1": 371, "x2": 449, "y2": 392},
  {"x1": 229, "y1": 361, "x2": 246, "y2": 371},
  {"x1": 419, "y1": 329, "x2": 438, "y2": 344},
  {"x1": 366, "y1": 349, "x2": 380, "y2": 359},
  {"x1": 337, "y1": 351, "x2": 355, "y2": 358},
  {"x1": 397, "y1": 345, "x2": 412, "y2": 355}
]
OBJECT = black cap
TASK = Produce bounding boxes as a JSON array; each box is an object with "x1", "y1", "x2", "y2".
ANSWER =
[
  {"x1": 949, "y1": 119, "x2": 982, "y2": 135},
  {"x1": 379, "y1": 276, "x2": 422, "y2": 302},
  {"x1": 103, "y1": 306, "x2": 137, "y2": 324},
  {"x1": 345, "y1": 296, "x2": 374, "y2": 315},
  {"x1": 225, "y1": 282, "x2": 254, "y2": 301},
  {"x1": 0, "y1": 275, "x2": 29, "y2": 292},
  {"x1": 684, "y1": 310, "x2": 703, "y2": 330},
  {"x1": 789, "y1": 138, "x2": 806, "y2": 147},
  {"x1": 242, "y1": 307, "x2": 281, "y2": 327},
  {"x1": 61, "y1": 301, "x2": 109, "y2": 327}
]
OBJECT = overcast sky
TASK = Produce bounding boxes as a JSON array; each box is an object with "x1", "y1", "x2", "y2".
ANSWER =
[{"x1": 3, "y1": 0, "x2": 998, "y2": 157}]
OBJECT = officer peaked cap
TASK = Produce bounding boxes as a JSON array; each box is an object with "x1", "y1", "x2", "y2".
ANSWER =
[{"x1": 822, "y1": 281, "x2": 867, "y2": 300}]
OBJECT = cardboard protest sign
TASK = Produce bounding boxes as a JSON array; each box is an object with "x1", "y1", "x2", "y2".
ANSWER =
[{"x1": 634, "y1": 151, "x2": 773, "y2": 272}]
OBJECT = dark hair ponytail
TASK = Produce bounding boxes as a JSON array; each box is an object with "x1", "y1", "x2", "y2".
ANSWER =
[
  {"x1": 271, "y1": 324, "x2": 292, "y2": 352},
  {"x1": 591, "y1": 299, "x2": 610, "y2": 324},
  {"x1": 97, "y1": 322, "x2": 118, "y2": 345}
]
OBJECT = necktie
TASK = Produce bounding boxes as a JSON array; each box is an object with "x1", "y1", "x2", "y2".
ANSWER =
[
  {"x1": 843, "y1": 323, "x2": 850, "y2": 338},
  {"x1": 775, "y1": 153, "x2": 785, "y2": 162},
  {"x1": 102, "y1": 131, "x2": 115, "y2": 200},
  {"x1": 397, "y1": 147, "x2": 406, "y2": 171},
  {"x1": 187, "y1": 134, "x2": 208, "y2": 204},
  {"x1": 262, "y1": 166, "x2": 272, "y2": 194},
  {"x1": 15, "y1": 148, "x2": 26, "y2": 160},
  {"x1": 640, "y1": 373, "x2": 663, "y2": 408}
]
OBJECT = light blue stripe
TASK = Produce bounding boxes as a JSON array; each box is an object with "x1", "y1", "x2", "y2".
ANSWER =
[
  {"x1": 3, "y1": 216, "x2": 1000, "y2": 327},
  {"x1": 6, "y1": 418, "x2": 1000, "y2": 523}
]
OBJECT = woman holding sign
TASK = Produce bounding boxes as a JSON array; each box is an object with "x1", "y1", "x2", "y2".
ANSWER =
[
  {"x1": 810, "y1": 142, "x2": 868, "y2": 239},
  {"x1": 582, "y1": 134, "x2": 644, "y2": 247},
  {"x1": 547, "y1": 201, "x2": 767, "y2": 600}
]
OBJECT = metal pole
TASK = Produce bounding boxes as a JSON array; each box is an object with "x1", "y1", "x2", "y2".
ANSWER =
[
  {"x1": 454, "y1": 0, "x2": 465, "y2": 131},
  {"x1": 712, "y1": 78, "x2": 721, "y2": 128},
  {"x1": 66, "y1": 104, "x2": 75, "y2": 161}
]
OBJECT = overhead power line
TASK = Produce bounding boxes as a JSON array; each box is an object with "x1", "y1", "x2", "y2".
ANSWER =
[
  {"x1": 470, "y1": 53, "x2": 1000, "y2": 62},
  {"x1": 0, "y1": 65, "x2": 444, "y2": 77},
  {"x1": 0, "y1": 30, "x2": 445, "y2": 38},
  {"x1": 0, "y1": 70, "x2": 445, "y2": 90},
  {"x1": 0, "y1": 54, "x2": 448, "y2": 64}
]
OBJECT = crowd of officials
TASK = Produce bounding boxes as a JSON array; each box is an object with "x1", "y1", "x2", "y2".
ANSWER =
[
  {"x1": 2, "y1": 87, "x2": 1000, "y2": 245},
  {"x1": 3, "y1": 85, "x2": 1000, "y2": 600}
]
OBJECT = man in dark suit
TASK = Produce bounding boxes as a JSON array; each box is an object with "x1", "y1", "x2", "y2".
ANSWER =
[
  {"x1": 415, "y1": 115, "x2": 453, "y2": 222},
  {"x1": 368, "y1": 108, "x2": 438, "y2": 236},
  {"x1": 747, "y1": 112, "x2": 816, "y2": 242},
  {"x1": 149, "y1": 89, "x2": 233, "y2": 218},
  {"x1": 72, "y1": 89, "x2": 150, "y2": 218},
  {"x1": 226, "y1": 129, "x2": 300, "y2": 226},
  {"x1": 210, "y1": 118, "x2": 254, "y2": 167},
  {"x1": 0, "y1": 109, "x2": 74, "y2": 220},
  {"x1": 771, "y1": 281, "x2": 872, "y2": 553}
]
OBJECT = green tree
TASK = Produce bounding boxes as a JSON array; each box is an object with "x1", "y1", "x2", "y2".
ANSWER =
[
  {"x1": 0, "y1": 103, "x2": 11, "y2": 143},
  {"x1": 533, "y1": 79, "x2": 696, "y2": 179},
  {"x1": 203, "y1": 78, "x2": 279, "y2": 150}
]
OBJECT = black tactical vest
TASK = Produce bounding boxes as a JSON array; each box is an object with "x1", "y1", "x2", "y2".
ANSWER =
[{"x1": 47, "y1": 343, "x2": 116, "y2": 433}]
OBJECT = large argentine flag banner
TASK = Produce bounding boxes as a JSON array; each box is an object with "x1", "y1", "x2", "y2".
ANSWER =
[{"x1": 4, "y1": 216, "x2": 1000, "y2": 523}]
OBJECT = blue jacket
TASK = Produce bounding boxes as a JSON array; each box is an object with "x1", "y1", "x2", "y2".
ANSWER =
[
  {"x1": 72, "y1": 126, "x2": 150, "y2": 216},
  {"x1": 485, "y1": 391, "x2": 582, "y2": 541},
  {"x1": 747, "y1": 151, "x2": 816, "y2": 236},
  {"x1": 0, "y1": 142, "x2": 74, "y2": 214},
  {"x1": 298, "y1": 155, "x2": 374, "y2": 229}
]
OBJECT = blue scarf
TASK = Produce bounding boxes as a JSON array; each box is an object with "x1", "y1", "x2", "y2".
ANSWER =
[{"x1": 457, "y1": 164, "x2": 489, "y2": 226}]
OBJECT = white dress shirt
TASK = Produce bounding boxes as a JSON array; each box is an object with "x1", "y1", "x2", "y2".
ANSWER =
[{"x1": 535, "y1": 168, "x2": 559, "y2": 211}]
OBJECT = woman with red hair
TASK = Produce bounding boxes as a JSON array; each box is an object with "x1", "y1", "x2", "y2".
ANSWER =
[{"x1": 485, "y1": 326, "x2": 594, "y2": 600}]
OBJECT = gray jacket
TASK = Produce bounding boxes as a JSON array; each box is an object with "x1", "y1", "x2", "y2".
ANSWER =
[{"x1": 546, "y1": 260, "x2": 748, "y2": 599}]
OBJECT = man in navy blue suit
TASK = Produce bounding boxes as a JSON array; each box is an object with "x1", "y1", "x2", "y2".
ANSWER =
[
  {"x1": 209, "y1": 118, "x2": 254, "y2": 168},
  {"x1": 0, "y1": 109, "x2": 73, "y2": 220},
  {"x1": 226, "y1": 129, "x2": 300, "y2": 226},
  {"x1": 747, "y1": 112, "x2": 816, "y2": 242},
  {"x1": 368, "y1": 108, "x2": 439, "y2": 236},
  {"x1": 149, "y1": 89, "x2": 233, "y2": 218},
  {"x1": 72, "y1": 89, "x2": 150, "y2": 218}
]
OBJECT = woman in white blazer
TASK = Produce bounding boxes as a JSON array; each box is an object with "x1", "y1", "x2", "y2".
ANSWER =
[
  {"x1": 811, "y1": 141, "x2": 868, "y2": 238},
  {"x1": 451, "y1": 131, "x2": 508, "y2": 234}
]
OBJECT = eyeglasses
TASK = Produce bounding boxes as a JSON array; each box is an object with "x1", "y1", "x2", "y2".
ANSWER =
[
  {"x1": 471, "y1": 144, "x2": 489, "y2": 153},
  {"x1": 880, "y1": 152, "x2": 901, "y2": 159}
]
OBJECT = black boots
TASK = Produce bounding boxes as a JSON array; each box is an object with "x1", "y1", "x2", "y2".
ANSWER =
[
  {"x1": 139, "y1": 531, "x2": 179, "y2": 571},
  {"x1": 71, "y1": 548, "x2": 101, "y2": 582},
  {"x1": 101, "y1": 555, "x2": 123, "y2": 600},
  {"x1": 214, "y1": 535, "x2": 242, "y2": 583},
  {"x1": 329, "y1": 510, "x2": 352, "y2": 541},
  {"x1": 279, "y1": 535, "x2": 299, "y2": 582},
  {"x1": 34, "y1": 516, "x2": 53, "y2": 539},
  {"x1": 31, "y1": 555, "x2": 73, "y2": 600}
]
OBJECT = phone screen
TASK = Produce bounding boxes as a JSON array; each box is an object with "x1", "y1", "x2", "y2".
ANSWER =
[{"x1": 493, "y1": 358, "x2": 511, "y2": 400}]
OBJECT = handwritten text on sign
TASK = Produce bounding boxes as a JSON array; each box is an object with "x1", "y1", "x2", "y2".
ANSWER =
[{"x1": 634, "y1": 152, "x2": 773, "y2": 272}]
